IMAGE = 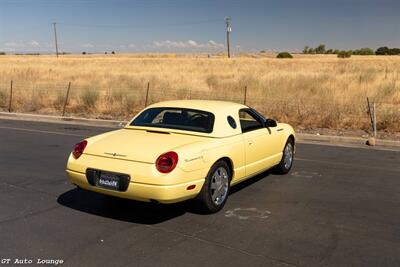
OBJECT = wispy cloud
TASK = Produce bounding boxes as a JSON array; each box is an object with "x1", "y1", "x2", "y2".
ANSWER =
[
  {"x1": 28, "y1": 40, "x2": 40, "y2": 47},
  {"x1": 81, "y1": 43, "x2": 95, "y2": 48},
  {"x1": 5, "y1": 40, "x2": 41, "y2": 48},
  {"x1": 152, "y1": 40, "x2": 224, "y2": 50}
]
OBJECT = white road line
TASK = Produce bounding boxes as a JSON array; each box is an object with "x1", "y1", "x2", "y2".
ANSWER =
[
  {"x1": 296, "y1": 157, "x2": 400, "y2": 173},
  {"x1": 0, "y1": 126, "x2": 85, "y2": 137},
  {"x1": 299, "y1": 140, "x2": 399, "y2": 152}
]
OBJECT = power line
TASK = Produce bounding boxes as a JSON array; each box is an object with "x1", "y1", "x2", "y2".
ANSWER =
[{"x1": 57, "y1": 19, "x2": 222, "y2": 29}]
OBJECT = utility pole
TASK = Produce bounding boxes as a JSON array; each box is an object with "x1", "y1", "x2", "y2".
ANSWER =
[
  {"x1": 225, "y1": 16, "x2": 232, "y2": 58},
  {"x1": 52, "y1": 22, "x2": 59, "y2": 58}
]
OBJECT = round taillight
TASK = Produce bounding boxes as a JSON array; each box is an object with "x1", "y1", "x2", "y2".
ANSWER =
[
  {"x1": 72, "y1": 140, "x2": 87, "y2": 159},
  {"x1": 156, "y1": 151, "x2": 178, "y2": 173}
]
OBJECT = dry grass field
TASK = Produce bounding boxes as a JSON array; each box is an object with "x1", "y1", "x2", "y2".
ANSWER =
[{"x1": 0, "y1": 54, "x2": 399, "y2": 134}]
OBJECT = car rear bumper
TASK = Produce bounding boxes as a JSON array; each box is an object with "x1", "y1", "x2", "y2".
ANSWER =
[{"x1": 66, "y1": 169, "x2": 204, "y2": 203}]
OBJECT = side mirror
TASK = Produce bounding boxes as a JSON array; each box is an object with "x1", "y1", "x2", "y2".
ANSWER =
[{"x1": 265, "y1": 119, "x2": 277, "y2": 128}]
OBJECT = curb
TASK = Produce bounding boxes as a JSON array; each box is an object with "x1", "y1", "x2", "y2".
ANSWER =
[
  {"x1": 0, "y1": 112, "x2": 124, "y2": 128},
  {"x1": 297, "y1": 133, "x2": 400, "y2": 150},
  {"x1": 1, "y1": 111, "x2": 399, "y2": 150}
]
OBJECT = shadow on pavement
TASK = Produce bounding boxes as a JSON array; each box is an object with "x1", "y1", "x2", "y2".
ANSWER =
[
  {"x1": 57, "y1": 188, "x2": 189, "y2": 224},
  {"x1": 57, "y1": 170, "x2": 272, "y2": 224}
]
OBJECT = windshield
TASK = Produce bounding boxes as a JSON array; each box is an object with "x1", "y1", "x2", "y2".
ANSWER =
[{"x1": 130, "y1": 107, "x2": 215, "y2": 133}]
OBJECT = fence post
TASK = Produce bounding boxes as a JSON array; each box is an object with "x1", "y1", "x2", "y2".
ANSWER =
[
  {"x1": 373, "y1": 102, "x2": 377, "y2": 138},
  {"x1": 62, "y1": 82, "x2": 71, "y2": 116},
  {"x1": 8, "y1": 80, "x2": 13, "y2": 112},
  {"x1": 243, "y1": 86, "x2": 247, "y2": 105},
  {"x1": 144, "y1": 82, "x2": 150, "y2": 107},
  {"x1": 366, "y1": 97, "x2": 376, "y2": 137}
]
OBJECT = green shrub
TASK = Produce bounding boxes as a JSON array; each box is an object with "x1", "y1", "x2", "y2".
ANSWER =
[
  {"x1": 81, "y1": 90, "x2": 99, "y2": 107},
  {"x1": 277, "y1": 52, "x2": 293, "y2": 58},
  {"x1": 337, "y1": 51, "x2": 352, "y2": 58}
]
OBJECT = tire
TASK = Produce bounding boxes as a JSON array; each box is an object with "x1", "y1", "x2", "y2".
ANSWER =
[
  {"x1": 195, "y1": 160, "x2": 231, "y2": 213},
  {"x1": 274, "y1": 138, "x2": 295, "y2": 174}
]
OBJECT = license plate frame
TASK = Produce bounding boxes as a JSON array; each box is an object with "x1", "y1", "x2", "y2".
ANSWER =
[
  {"x1": 86, "y1": 169, "x2": 131, "y2": 192},
  {"x1": 97, "y1": 171, "x2": 120, "y2": 191}
]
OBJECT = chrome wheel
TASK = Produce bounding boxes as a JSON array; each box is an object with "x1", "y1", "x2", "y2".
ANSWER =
[
  {"x1": 210, "y1": 167, "x2": 229, "y2": 205},
  {"x1": 283, "y1": 142, "x2": 294, "y2": 169}
]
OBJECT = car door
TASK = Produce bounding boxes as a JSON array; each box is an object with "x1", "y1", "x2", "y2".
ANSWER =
[{"x1": 239, "y1": 109, "x2": 278, "y2": 177}]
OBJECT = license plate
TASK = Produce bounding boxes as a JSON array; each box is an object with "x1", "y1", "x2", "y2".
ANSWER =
[{"x1": 97, "y1": 171, "x2": 120, "y2": 190}]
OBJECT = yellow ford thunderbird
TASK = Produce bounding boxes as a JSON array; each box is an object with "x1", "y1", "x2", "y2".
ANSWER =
[{"x1": 66, "y1": 100, "x2": 295, "y2": 213}]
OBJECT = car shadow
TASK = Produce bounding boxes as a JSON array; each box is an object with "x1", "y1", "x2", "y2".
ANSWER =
[
  {"x1": 57, "y1": 188, "x2": 190, "y2": 224},
  {"x1": 230, "y1": 169, "x2": 271, "y2": 195},
  {"x1": 57, "y1": 169, "x2": 273, "y2": 224}
]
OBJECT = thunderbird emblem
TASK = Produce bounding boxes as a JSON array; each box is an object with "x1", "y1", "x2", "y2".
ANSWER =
[{"x1": 104, "y1": 152, "x2": 127, "y2": 157}]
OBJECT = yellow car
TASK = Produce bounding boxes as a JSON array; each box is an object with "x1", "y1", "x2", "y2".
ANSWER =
[{"x1": 66, "y1": 100, "x2": 295, "y2": 213}]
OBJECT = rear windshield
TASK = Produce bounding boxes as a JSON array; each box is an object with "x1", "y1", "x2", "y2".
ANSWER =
[{"x1": 131, "y1": 107, "x2": 215, "y2": 133}]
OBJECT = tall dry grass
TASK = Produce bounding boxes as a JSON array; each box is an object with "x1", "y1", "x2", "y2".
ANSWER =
[{"x1": 0, "y1": 54, "x2": 399, "y2": 132}]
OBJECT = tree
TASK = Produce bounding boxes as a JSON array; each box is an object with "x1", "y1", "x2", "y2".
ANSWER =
[
  {"x1": 325, "y1": 49, "x2": 333, "y2": 54},
  {"x1": 82, "y1": 51, "x2": 86, "y2": 55},
  {"x1": 376, "y1": 47, "x2": 400, "y2": 55},
  {"x1": 389, "y1": 48, "x2": 400, "y2": 55},
  {"x1": 353, "y1": 48, "x2": 374, "y2": 55},
  {"x1": 111, "y1": 51, "x2": 116, "y2": 54},
  {"x1": 376, "y1": 47, "x2": 390, "y2": 55},
  {"x1": 315, "y1": 44, "x2": 326, "y2": 54},
  {"x1": 303, "y1": 46, "x2": 309, "y2": 54}
]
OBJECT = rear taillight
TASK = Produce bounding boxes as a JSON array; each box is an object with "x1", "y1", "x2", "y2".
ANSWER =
[
  {"x1": 156, "y1": 151, "x2": 178, "y2": 173},
  {"x1": 72, "y1": 140, "x2": 87, "y2": 159}
]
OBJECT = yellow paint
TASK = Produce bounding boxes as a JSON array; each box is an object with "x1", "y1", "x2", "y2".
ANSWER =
[{"x1": 66, "y1": 100, "x2": 295, "y2": 203}]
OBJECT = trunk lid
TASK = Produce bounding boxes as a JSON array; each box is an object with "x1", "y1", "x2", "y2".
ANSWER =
[{"x1": 84, "y1": 129, "x2": 205, "y2": 163}]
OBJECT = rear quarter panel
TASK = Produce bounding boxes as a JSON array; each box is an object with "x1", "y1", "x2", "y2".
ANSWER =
[{"x1": 176, "y1": 134, "x2": 245, "y2": 182}]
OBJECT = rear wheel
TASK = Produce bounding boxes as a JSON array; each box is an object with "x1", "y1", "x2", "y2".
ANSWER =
[
  {"x1": 195, "y1": 161, "x2": 231, "y2": 213},
  {"x1": 274, "y1": 138, "x2": 294, "y2": 174}
]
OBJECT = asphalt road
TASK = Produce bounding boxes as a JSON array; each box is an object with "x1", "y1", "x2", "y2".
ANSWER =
[{"x1": 0, "y1": 119, "x2": 399, "y2": 267}]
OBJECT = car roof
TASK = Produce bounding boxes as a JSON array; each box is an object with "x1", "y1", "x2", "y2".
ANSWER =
[
  {"x1": 128, "y1": 100, "x2": 249, "y2": 138},
  {"x1": 148, "y1": 100, "x2": 247, "y2": 113}
]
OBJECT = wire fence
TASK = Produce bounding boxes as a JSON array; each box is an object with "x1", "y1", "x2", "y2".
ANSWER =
[{"x1": 0, "y1": 80, "x2": 399, "y2": 134}]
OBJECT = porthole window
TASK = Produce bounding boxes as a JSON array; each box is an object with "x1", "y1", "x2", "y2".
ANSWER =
[{"x1": 227, "y1": 116, "x2": 237, "y2": 129}]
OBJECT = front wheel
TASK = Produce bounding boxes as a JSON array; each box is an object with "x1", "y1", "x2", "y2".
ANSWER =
[
  {"x1": 195, "y1": 161, "x2": 231, "y2": 213},
  {"x1": 274, "y1": 138, "x2": 294, "y2": 174}
]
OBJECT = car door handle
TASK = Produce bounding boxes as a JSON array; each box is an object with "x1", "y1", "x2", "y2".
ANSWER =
[{"x1": 248, "y1": 140, "x2": 253, "y2": 145}]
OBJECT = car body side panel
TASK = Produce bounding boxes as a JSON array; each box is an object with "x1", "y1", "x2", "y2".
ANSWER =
[{"x1": 242, "y1": 127, "x2": 281, "y2": 177}]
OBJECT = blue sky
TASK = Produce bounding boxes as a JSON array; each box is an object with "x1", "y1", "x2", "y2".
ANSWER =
[{"x1": 1, "y1": 0, "x2": 399, "y2": 53}]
